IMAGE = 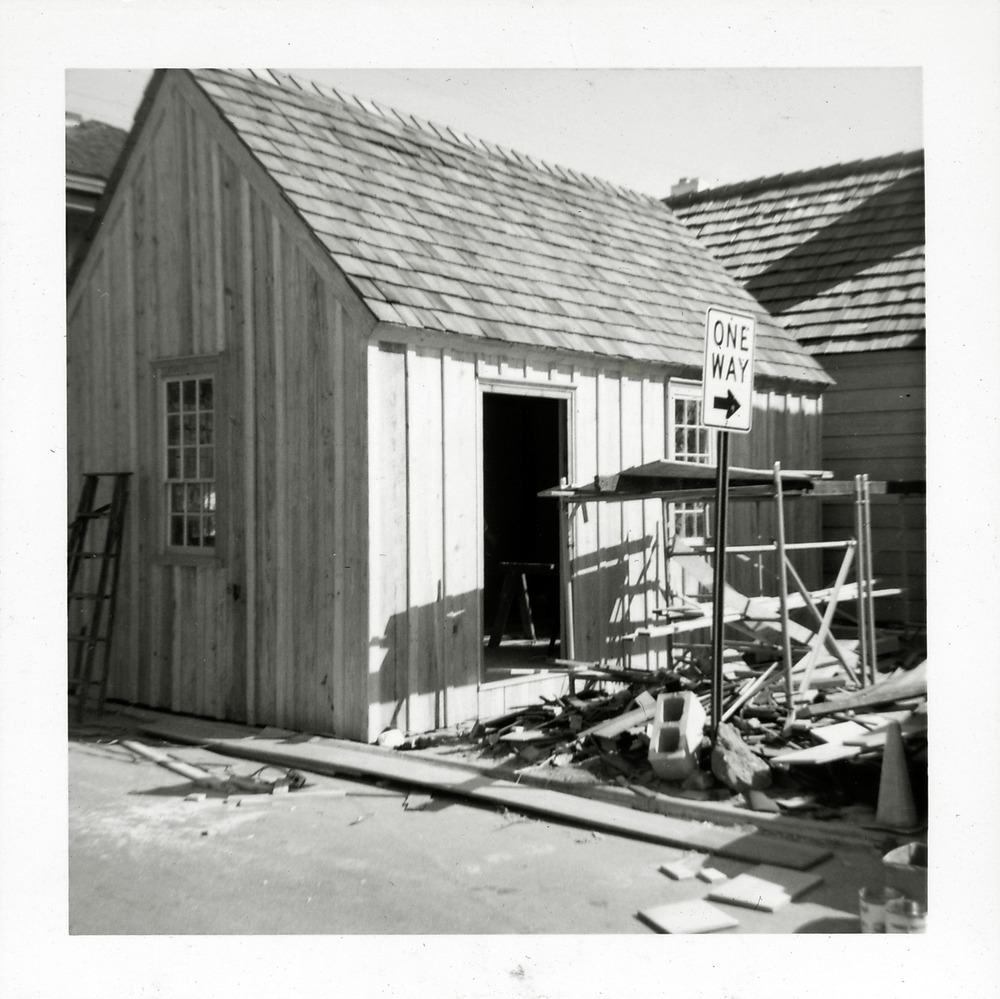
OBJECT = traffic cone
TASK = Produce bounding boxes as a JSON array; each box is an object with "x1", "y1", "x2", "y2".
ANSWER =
[{"x1": 875, "y1": 721, "x2": 919, "y2": 830}]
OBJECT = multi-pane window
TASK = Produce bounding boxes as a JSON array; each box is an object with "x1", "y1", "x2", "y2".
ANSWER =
[
  {"x1": 165, "y1": 376, "x2": 216, "y2": 549},
  {"x1": 669, "y1": 385, "x2": 713, "y2": 539}
]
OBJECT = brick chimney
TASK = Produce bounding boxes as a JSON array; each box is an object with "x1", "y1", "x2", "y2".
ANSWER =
[{"x1": 670, "y1": 176, "x2": 698, "y2": 197}]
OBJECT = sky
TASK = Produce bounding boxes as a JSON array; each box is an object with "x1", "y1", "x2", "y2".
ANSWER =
[{"x1": 65, "y1": 67, "x2": 923, "y2": 196}]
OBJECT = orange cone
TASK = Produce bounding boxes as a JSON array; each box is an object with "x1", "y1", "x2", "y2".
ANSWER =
[{"x1": 875, "y1": 721, "x2": 919, "y2": 830}]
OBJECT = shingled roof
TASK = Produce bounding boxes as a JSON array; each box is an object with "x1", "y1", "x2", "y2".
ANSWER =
[
  {"x1": 667, "y1": 152, "x2": 924, "y2": 354},
  {"x1": 66, "y1": 119, "x2": 128, "y2": 181},
  {"x1": 179, "y1": 69, "x2": 827, "y2": 385}
]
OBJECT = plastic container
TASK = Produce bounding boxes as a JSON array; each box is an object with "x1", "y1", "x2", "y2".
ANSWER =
[
  {"x1": 883, "y1": 841, "x2": 928, "y2": 908},
  {"x1": 885, "y1": 896, "x2": 927, "y2": 934},
  {"x1": 858, "y1": 885, "x2": 903, "y2": 933}
]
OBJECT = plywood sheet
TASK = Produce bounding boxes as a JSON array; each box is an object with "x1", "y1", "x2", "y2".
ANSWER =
[
  {"x1": 707, "y1": 864, "x2": 824, "y2": 912},
  {"x1": 637, "y1": 900, "x2": 739, "y2": 934}
]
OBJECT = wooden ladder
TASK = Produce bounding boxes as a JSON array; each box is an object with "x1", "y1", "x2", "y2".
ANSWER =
[{"x1": 68, "y1": 472, "x2": 131, "y2": 722}]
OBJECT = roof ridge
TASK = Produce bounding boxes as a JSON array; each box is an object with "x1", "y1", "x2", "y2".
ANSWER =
[
  {"x1": 666, "y1": 149, "x2": 925, "y2": 206},
  {"x1": 226, "y1": 68, "x2": 659, "y2": 206}
]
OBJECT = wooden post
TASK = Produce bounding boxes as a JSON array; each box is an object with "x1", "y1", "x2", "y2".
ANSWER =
[
  {"x1": 772, "y1": 462, "x2": 795, "y2": 721},
  {"x1": 854, "y1": 475, "x2": 869, "y2": 686},
  {"x1": 797, "y1": 541, "x2": 856, "y2": 695},
  {"x1": 558, "y1": 497, "x2": 575, "y2": 661},
  {"x1": 862, "y1": 474, "x2": 878, "y2": 683},
  {"x1": 710, "y1": 431, "x2": 730, "y2": 738}
]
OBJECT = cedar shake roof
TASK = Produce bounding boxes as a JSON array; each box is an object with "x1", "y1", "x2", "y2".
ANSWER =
[
  {"x1": 184, "y1": 69, "x2": 828, "y2": 385},
  {"x1": 667, "y1": 152, "x2": 925, "y2": 354},
  {"x1": 66, "y1": 119, "x2": 128, "y2": 180}
]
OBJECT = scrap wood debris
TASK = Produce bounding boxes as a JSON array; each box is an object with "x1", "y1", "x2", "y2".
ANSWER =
[
  {"x1": 388, "y1": 631, "x2": 927, "y2": 820},
  {"x1": 119, "y1": 739, "x2": 307, "y2": 795}
]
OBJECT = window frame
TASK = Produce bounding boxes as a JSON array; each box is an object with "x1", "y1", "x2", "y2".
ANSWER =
[
  {"x1": 153, "y1": 354, "x2": 226, "y2": 565},
  {"x1": 666, "y1": 379, "x2": 716, "y2": 543}
]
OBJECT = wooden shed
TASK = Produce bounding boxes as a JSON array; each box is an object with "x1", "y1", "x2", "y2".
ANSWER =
[
  {"x1": 67, "y1": 69, "x2": 831, "y2": 741},
  {"x1": 669, "y1": 154, "x2": 926, "y2": 626}
]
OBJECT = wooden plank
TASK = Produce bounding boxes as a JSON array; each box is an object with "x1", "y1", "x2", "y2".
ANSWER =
[
  {"x1": 770, "y1": 743, "x2": 861, "y2": 766},
  {"x1": 596, "y1": 370, "x2": 623, "y2": 661},
  {"x1": 312, "y1": 272, "x2": 338, "y2": 734},
  {"x1": 441, "y1": 349, "x2": 480, "y2": 727},
  {"x1": 803, "y1": 662, "x2": 927, "y2": 718},
  {"x1": 329, "y1": 291, "x2": 351, "y2": 736},
  {"x1": 570, "y1": 367, "x2": 599, "y2": 658},
  {"x1": 239, "y1": 174, "x2": 257, "y2": 724},
  {"x1": 707, "y1": 864, "x2": 824, "y2": 912},
  {"x1": 640, "y1": 376, "x2": 667, "y2": 671},
  {"x1": 272, "y1": 216, "x2": 290, "y2": 726},
  {"x1": 252, "y1": 189, "x2": 277, "y2": 724},
  {"x1": 139, "y1": 727, "x2": 833, "y2": 869},
  {"x1": 344, "y1": 305, "x2": 374, "y2": 739},
  {"x1": 405, "y1": 346, "x2": 445, "y2": 732},
  {"x1": 367, "y1": 343, "x2": 409, "y2": 739},
  {"x1": 637, "y1": 900, "x2": 739, "y2": 934}
]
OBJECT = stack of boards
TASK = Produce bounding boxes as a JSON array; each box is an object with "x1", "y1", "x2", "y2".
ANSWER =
[{"x1": 638, "y1": 864, "x2": 825, "y2": 934}]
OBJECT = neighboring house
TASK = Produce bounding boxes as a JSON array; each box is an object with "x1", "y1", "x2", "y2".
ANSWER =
[
  {"x1": 65, "y1": 113, "x2": 128, "y2": 268},
  {"x1": 668, "y1": 153, "x2": 926, "y2": 627},
  {"x1": 67, "y1": 69, "x2": 830, "y2": 741}
]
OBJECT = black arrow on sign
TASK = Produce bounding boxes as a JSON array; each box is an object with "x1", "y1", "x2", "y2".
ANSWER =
[{"x1": 713, "y1": 390, "x2": 741, "y2": 419}]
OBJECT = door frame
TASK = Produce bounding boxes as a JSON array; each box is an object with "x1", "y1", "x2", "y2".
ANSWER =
[{"x1": 476, "y1": 377, "x2": 576, "y2": 687}]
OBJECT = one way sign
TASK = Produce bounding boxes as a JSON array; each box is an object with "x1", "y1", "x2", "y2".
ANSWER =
[{"x1": 701, "y1": 307, "x2": 756, "y2": 433}]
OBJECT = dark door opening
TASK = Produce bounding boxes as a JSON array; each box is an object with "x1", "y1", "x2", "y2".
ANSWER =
[{"x1": 482, "y1": 392, "x2": 567, "y2": 674}]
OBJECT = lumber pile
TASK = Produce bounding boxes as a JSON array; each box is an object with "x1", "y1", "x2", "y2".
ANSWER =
[{"x1": 411, "y1": 651, "x2": 928, "y2": 827}]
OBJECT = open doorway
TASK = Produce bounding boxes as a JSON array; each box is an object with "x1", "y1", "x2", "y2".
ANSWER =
[{"x1": 482, "y1": 391, "x2": 567, "y2": 678}]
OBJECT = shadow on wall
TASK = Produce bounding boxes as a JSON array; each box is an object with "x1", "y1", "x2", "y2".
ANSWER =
[
  {"x1": 746, "y1": 172, "x2": 924, "y2": 314},
  {"x1": 368, "y1": 535, "x2": 674, "y2": 711}
]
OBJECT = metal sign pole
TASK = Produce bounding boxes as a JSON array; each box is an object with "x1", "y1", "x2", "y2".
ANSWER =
[{"x1": 711, "y1": 429, "x2": 731, "y2": 737}]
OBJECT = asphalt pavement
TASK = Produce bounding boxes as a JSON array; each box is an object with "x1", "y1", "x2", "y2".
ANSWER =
[{"x1": 68, "y1": 711, "x2": 888, "y2": 935}]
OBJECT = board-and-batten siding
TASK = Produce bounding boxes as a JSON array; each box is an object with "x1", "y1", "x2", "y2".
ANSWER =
[
  {"x1": 67, "y1": 74, "x2": 372, "y2": 737},
  {"x1": 365, "y1": 340, "x2": 825, "y2": 737}
]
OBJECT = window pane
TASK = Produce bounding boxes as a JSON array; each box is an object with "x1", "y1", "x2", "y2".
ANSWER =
[
  {"x1": 164, "y1": 373, "x2": 216, "y2": 551},
  {"x1": 198, "y1": 378, "x2": 213, "y2": 411}
]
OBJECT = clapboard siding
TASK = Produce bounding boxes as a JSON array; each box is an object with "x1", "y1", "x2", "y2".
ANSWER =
[
  {"x1": 819, "y1": 350, "x2": 925, "y2": 481},
  {"x1": 823, "y1": 494, "x2": 926, "y2": 625},
  {"x1": 814, "y1": 349, "x2": 924, "y2": 624},
  {"x1": 67, "y1": 72, "x2": 375, "y2": 735}
]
